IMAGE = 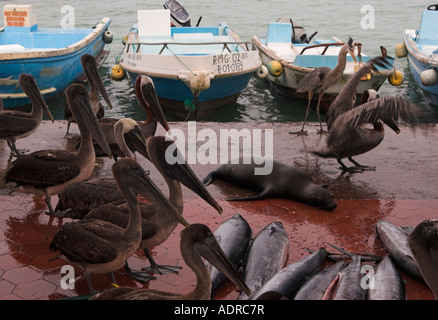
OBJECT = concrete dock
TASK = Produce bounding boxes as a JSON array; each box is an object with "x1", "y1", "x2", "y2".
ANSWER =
[{"x1": 0, "y1": 120, "x2": 437, "y2": 300}]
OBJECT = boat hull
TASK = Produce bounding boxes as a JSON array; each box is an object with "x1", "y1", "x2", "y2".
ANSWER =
[
  {"x1": 127, "y1": 70, "x2": 252, "y2": 119},
  {"x1": 403, "y1": 31, "x2": 438, "y2": 105},
  {"x1": 121, "y1": 21, "x2": 261, "y2": 120},
  {"x1": 0, "y1": 18, "x2": 111, "y2": 109},
  {"x1": 252, "y1": 35, "x2": 393, "y2": 114}
]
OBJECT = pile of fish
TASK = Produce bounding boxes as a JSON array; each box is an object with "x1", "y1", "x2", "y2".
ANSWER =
[{"x1": 208, "y1": 217, "x2": 438, "y2": 300}]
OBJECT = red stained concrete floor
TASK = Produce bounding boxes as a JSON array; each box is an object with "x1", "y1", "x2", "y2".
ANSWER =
[{"x1": 0, "y1": 121, "x2": 437, "y2": 300}]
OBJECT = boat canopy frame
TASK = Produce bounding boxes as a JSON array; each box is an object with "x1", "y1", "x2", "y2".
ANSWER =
[{"x1": 298, "y1": 41, "x2": 363, "y2": 55}]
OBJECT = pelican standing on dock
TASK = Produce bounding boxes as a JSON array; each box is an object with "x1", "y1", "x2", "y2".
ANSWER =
[
  {"x1": 64, "y1": 54, "x2": 113, "y2": 136},
  {"x1": 312, "y1": 56, "x2": 418, "y2": 172},
  {"x1": 75, "y1": 75, "x2": 169, "y2": 160},
  {"x1": 84, "y1": 135, "x2": 223, "y2": 281},
  {"x1": 90, "y1": 223, "x2": 251, "y2": 300},
  {"x1": 54, "y1": 118, "x2": 149, "y2": 219},
  {"x1": 5, "y1": 84, "x2": 112, "y2": 215},
  {"x1": 290, "y1": 38, "x2": 356, "y2": 135},
  {"x1": 56, "y1": 76, "x2": 170, "y2": 216},
  {"x1": 408, "y1": 219, "x2": 438, "y2": 299},
  {"x1": 50, "y1": 158, "x2": 190, "y2": 294},
  {"x1": 0, "y1": 74, "x2": 54, "y2": 156}
]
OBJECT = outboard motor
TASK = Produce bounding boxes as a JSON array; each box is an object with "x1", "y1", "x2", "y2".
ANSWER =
[
  {"x1": 164, "y1": 0, "x2": 191, "y2": 27},
  {"x1": 276, "y1": 17, "x2": 317, "y2": 44}
]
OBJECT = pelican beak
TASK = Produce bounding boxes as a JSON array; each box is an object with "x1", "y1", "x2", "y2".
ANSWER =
[
  {"x1": 139, "y1": 76, "x2": 170, "y2": 131},
  {"x1": 197, "y1": 225, "x2": 252, "y2": 297},
  {"x1": 126, "y1": 160, "x2": 190, "y2": 228},
  {"x1": 19, "y1": 74, "x2": 55, "y2": 123},
  {"x1": 383, "y1": 118, "x2": 401, "y2": 134},
  {"x1": 148, "y1": 137, "x2": 223, "y2": 215},
  {"x1": 124, "y1": 125, "x2": 149, "y2": 159},
  {"x1": 350, "y1": 49, "x2": 357, "y2": 64},
  {"x1": 81, "y1": 54, "x2": 113, "y2": 109},
  {"x1": 67, "y1": 84, "x2": 113, "y2": 159}
]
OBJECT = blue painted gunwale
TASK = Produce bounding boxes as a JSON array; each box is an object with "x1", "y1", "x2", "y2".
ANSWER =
[
  {"x1": 0, "y1": 18, "x2": 111, "y2": 109},
  {"x1": 403, "y1": 9, "x2": 438, "y2": 105}
]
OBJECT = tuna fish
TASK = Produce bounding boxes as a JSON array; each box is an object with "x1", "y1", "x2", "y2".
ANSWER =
[
  {"x1": 376, "y1": 219, "x2": 423, "y2": 281},
  {"x1": 294, "y1": 260, "x2": 348, "y2": 300},
  {"x1": 237, "y1": 221, "x2": 290, "y2": 300},
  {"x1": 206, "y1": 214, "x2": 252, "y2": 297},
  {"x1": 251, "y1": 248, "x2": 328, "y2": 300},
  {"x1": 368, "y1": 256, "x2": 406, "y2": 300},
  {"x1": 327, "y1": 255, "x2": 366, "y2": 300}
]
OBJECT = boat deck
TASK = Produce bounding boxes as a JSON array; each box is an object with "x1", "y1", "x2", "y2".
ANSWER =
[{"x1": 0, "y1": 121, "x2": 437, "y2": 300}]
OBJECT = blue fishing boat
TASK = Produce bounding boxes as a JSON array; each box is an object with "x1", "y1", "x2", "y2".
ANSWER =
[
  {"x1": 252, "y1": 18, "x2": 395, "y2": 113},
  {"x1": 120, "y1": 2, "x2": 262, "y2": 120},
  {"x1": 398, "y1": 5, "x2": 438, "y2": 105},
  {"x1": 0, "y1": 4, "x2": 113, "y2": 109}
]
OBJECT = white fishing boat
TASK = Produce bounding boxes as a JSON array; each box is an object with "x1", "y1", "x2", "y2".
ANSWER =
[
  {"x1": 252, "y1": 19, "x2": 396, "y2": 113},
  {"x1": 120, "y1": 2, "x2": 262, "y2": 120}
]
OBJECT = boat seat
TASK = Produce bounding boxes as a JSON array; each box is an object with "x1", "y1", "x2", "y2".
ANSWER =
[
  {"x1": 418, "y1": 10, "x2": 438, "y2": 44},
  {"x1": 0, "y1": 44, "x2": 26, "y2": 53}
]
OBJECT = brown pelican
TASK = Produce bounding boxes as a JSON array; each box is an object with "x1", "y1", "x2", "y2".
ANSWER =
[
  {"x1": 89, "y1": 223, "x2": 251, "y2": 300},
  {"x1": 5, "y1": 84, "x2": 112, "y2": 215},
  {"x1": 65, "y1": 54, "x2": 113, "y2": 136},
  {"x1": 49, "y1": 158, "x2": 190, "y2": 294},
  {"x1": 56, "y1": 76, "x2": 170, "y2": 216},
  {"x1": 0, "y1": 74, "x2": 54, "y2": 156},
  {"x1": 54, "y1": 118, "x2": 148, "y2": 218},
  {"x1": 291, "y1": 38, "x2": 357, "y2": 135},
  {"x1": 75, "y1": 75, "x2": 168, "y2": 161},
  {"x1": 408, "y1": 219, "x2": 438, "y2": 299},
  {"x1": 83, "y1": 135, "x2": 223, "y2": 281},
  {"x1": 312, "y1": 56, "x2": 418, "y2": 172}
]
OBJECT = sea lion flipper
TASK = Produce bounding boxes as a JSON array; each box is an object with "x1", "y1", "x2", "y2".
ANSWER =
[
  {"x1": 226, "y1": 188, "x2": 273, "y2": 202},
  {"x1": 202, "y1": 172, "x2": 216, "y2": 186}
]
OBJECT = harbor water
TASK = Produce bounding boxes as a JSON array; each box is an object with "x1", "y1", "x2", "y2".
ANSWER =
[{"x1": 2, "y1": 0, "x2": 438, "y2": 122}]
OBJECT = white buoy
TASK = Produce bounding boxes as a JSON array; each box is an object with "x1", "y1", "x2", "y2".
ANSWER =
[
  {"x1": 255, "y1": 65, "x2": 269, "y2": 79},
  {"x1": 103, "y1": 30, "x2": 113, "y2": 44},
  {"x1": 395, "y1": 43, "x2": 408, "y2": 58},
  {"x1": 420, "y1": 69, "x2": 438, "y2": 87}
]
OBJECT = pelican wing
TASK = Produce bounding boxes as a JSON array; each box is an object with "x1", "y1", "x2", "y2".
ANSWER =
[
  {"x1": 0, "y1": 113, "x2": 37, "y2": 138},
  {"x1": 50, "y1": 220, "x2": 120, "y2": 264},
  {"x1": 297, "y1": 67, "x2": 331, "y2": 92},
  {"x1": 326, "y1": 55, "x2": 393, "y2": 129},
  {"x1": 5, "y1": 150, "x2": 81, "y2": 188},
  {"x1": 327, "y1": 96, "x2": 417, "y2": 147}
]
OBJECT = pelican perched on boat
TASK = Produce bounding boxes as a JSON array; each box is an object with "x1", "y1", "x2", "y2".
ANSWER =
[
  {"x1": 50, "y1": 158, "x2": 190, "y2": 294},
  {"x1": 64, "y1": 54, "x2": 113, "y2": 136},
  {"x1": 312, "y1": 56, "x2": 418, "y2": 172},
  {"x1": 5, "y1": 84, "x2": 112, "y2": 215},
  {"x1": 54, "y1": 118, "x2": 148, "y2": 218},
  {"x1": 90, "y1": 223, "x2": 251, "y2": 300},
  {"x1": 84, "y1": 135, "x2": 223, "y2": 281},
  {"x1": 408, "y1": 219, "x2": 438, "y2": 299},
  {"x1": 290, "y1": 38, "x2": 356, "y2": 135},
  {"x1": 0, "y1": 74, "x2": 54, "y2": 156}
]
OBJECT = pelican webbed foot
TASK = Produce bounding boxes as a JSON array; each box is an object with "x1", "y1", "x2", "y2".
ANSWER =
[
  {"x1": 289, "y1": 129, "x2": 308, "y2": 136},
  {"x1": 124, "y1": 262, "x2": 156, "y2": 283},
  {"x1": 142, "y1": 249, "x2": 182, "y2": 275},
  {"x1": 348, "y1": 157, "x2": 376, "y2": 171},
  {"x1": 317, "y1": 128, "x2": 329, "y2": 135}
]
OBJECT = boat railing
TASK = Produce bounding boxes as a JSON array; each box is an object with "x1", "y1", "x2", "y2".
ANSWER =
[
  {"x1": 126, "y1": 41, "x2": 258, "y2": 54},
  {"x1": 299, "y1": 42, "x2": 363, "y2": 55}
]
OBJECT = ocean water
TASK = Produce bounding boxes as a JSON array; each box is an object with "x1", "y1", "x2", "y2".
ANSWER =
[{"x1": 2, "y1": 0, "x2": 437, "y2": 122}]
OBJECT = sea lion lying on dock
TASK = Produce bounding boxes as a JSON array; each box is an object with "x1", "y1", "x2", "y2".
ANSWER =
[{"x1": 202, "y1": 157, "x2": 337, "y2": 211}]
